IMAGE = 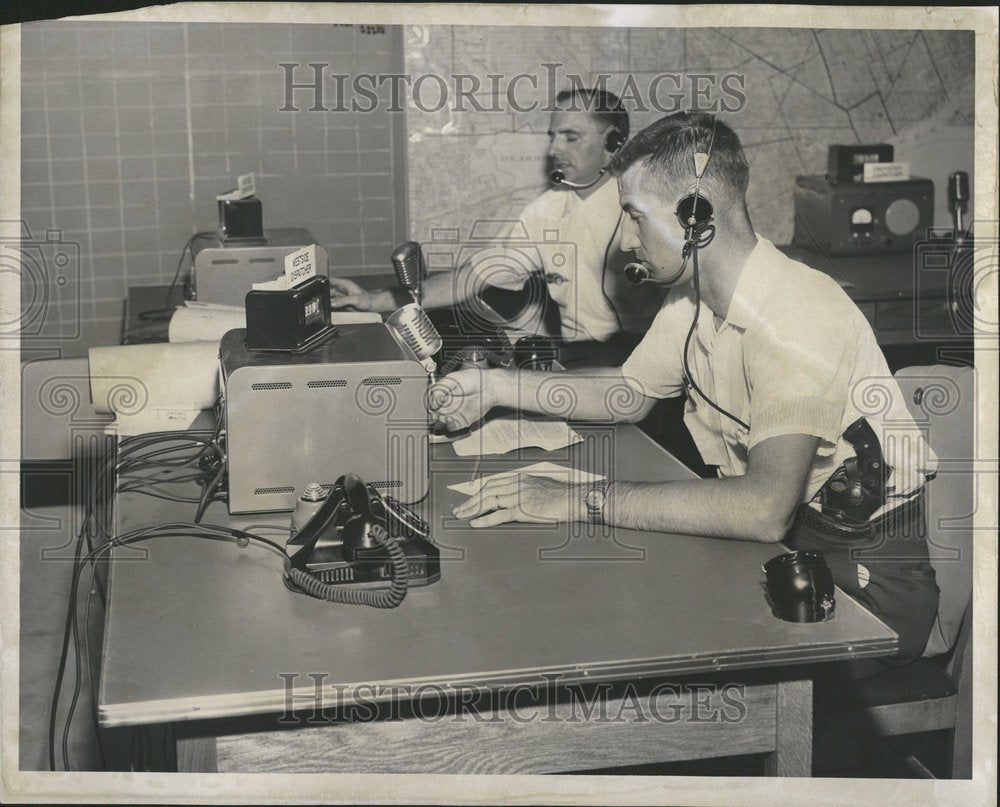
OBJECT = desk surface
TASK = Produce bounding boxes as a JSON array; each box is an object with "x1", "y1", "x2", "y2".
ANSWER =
[{"x1": 99, "y1": 424, "x2": 896, "y2": 728}]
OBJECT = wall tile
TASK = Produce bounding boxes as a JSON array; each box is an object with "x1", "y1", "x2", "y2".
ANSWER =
[{"x1": 21, "y1": 21, "x2": 402, "y2": 356}]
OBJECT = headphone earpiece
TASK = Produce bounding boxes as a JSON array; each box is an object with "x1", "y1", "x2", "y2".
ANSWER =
[
  {"x1": 674, "y1": 193, "x2": 714, "y2": 233},
  {"x1": 604, "y1": 127, "x2": 626, "y2": 153}
]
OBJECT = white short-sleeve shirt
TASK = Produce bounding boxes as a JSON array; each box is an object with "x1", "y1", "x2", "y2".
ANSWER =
[
  {"x1": 621, "y1": 236, "x2": 938, "y2": 511},
  {"x1": 471, "y1": 181, "x2": 664, "y2": 342}
]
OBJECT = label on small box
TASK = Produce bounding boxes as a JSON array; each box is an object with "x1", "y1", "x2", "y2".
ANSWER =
[
  {"x1": 216, "y1": 172, "x2": 257, "y2": 201},
  {"x1": 863, "y1": 162, "x2": 910, "y2": 183},
  {"x1": 236, "y1": 172, "x2": 255, "y2": 198},
  {"x1": 284, "y1": 244, "x2": 317, "y2": 287}
]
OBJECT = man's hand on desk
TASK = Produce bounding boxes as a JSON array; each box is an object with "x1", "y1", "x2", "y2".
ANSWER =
[
  {"x1": 428, "y1": 369, "x2": 502, "y2": 431},
  {"x1": 453, "y1": 475, "x2": 587, "y2": 527},
  {"x1": 328, "y1": 277, "x2": 395, "y2": 312}
]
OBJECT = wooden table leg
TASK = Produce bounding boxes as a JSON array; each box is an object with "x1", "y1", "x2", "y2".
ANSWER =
[
  {"x1": 764, "y1": 677, "x2": 813, "y2": 777},
  {"x1": 176, "y1": 731, "x2": 218, "y2": 772}
]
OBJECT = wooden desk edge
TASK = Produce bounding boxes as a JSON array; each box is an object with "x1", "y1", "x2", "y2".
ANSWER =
[{"x1": 99, "y1": 635, "x2": 897, "y2": 729}]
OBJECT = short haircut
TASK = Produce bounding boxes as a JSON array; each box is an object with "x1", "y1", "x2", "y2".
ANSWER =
[
  {"x1": 608, "y1": 112, "x2": 750, "y2": 203},
  {"x1": 554, "y1": 88, "x2": 630, "y2": 141}
]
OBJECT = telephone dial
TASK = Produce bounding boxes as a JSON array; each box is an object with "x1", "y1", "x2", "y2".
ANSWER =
[{"x1": 284, "y1": 473, "x2": 440, "y2": 608}]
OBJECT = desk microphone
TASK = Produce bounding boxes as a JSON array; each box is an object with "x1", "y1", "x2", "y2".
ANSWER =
[
  {"x1": 549, "y1": 168, "x2": 606, "y2": 190},
  {"x1": 386, "y1": 303, "x2": 442, "y2": 377},
  {"x1": 390, "y1": 241, "x2": 425, "y2": 305}
]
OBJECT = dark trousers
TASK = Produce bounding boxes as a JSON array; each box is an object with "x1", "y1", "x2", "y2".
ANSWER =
[{"x1": 785, "y1": 492, "x2": 940, "y2": 672}]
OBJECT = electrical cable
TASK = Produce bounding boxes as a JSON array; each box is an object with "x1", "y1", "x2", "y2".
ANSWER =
[
  {"x1": 681, "y1": 245, "x2": 750, "y2": 432},
  {"x1": 50, "y1": 427, "x2": 229, "y2": 769},
  {"x1": 194, "y1": 461, "x2": 227, "y2": 523},
  {"x1": 82, "y1": 560, "x2": 108, "y2": 771},
  {"x1": 599, "y1": 210, "x2": 626, "y2": 334},
  {"x1": 51, "y1": 522, "x2": 286, "y2": 770},
  {"x1": 137, "y1": 231, "x2": 219, "y2": 322}
]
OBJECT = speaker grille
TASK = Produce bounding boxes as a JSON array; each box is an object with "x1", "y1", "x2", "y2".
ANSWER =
[
  {"x1": 251, "y1": 382, "x2": 293, "y2": 391},
  {"x1": 307, "y1": 379, "x2": 348, "y2": 388},
  {"x1": 371, "y1": 480, "x2": 402, "y2": 489},
  {"x1": 254, "y1": 485, "x2": 295, "y2": 495},
  {"x1": 362, "y1": 377, "x2": 402, "y2": 386}
]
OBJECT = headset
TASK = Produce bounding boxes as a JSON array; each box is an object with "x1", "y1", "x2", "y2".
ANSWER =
[
  {"x1": 678, "y1": 114, "x2": 749, "y2": 432},
  {"x1": 623, "y1": 116, "x2": 717, "y2": 287},
  {"x1": 550, "y1": 125, "x2": 628, "y2": 190},
  {"x1": 604, "y1": 126, "x2": 627, "y2": 154},
  {"x1": 623, "y1": 113, "x2": 748, "y2": 431}
]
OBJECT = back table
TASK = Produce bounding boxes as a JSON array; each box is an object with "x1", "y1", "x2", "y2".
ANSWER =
[{"x1": 99, "y1": 424, "x2": 897, "y2": 774}]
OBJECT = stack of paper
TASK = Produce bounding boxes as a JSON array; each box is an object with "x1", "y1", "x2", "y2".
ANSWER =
[{"x1": 451, "y1": 416, "x2": 582, "y2": 457}]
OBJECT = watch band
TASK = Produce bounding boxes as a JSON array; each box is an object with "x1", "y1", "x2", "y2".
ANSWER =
[{"x1": 585, "y1": 482, "x2": 610, "y2": 523}]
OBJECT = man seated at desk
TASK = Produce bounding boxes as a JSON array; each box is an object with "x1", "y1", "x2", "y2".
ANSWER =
[
  {"x1": 329, "y1": 88, "x2": 665, "y2": 366},
  {"x1": 428, "y1": 112, "x2": 940, "y2": 671}
]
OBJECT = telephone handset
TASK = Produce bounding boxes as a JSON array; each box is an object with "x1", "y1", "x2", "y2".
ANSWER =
[
  {"x1": 284, "y1": 473, "x2": 440, "y2": 608},
  {"x1": 437, "y1": 327, "x2": 514, "y2": 375}
]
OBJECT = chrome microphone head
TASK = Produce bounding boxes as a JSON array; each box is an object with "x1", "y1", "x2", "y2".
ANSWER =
[
  {"x1": 549, "y1": 169, "x2": 566, "y2": 184},
  {"x1": 386, "y1": 303, "x2": 442, "y2": 375},
  {"x1": 390, "y1": 241, "x2": 425, "y2": 293}
]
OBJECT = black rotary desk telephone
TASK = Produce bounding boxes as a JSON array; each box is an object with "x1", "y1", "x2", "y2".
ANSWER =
[{"x1": 284, "y1": 473, "x2": 440, "y2": 608}]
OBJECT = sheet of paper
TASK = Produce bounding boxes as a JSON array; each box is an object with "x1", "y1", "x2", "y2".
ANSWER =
[
  {"x1": 428, "y1": 431, "x2": 457, "y2": 444},
  {"x1": 451, "y1": 416, "x2": 582, "y2": 457},
  {"x1": 329, "y1": 311, "x2": 383, "y2": 324},
  {"x1": 168, "y1": 303, "x2": 245, "y2": 343},
  {"x1": 89, "y1": 342, "x2": 220, "y2": 414},
  {"x1": 447, "y1": 462, "x2": 606, "y2": 497}
]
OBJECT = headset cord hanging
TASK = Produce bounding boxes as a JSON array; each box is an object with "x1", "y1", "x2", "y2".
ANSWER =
[{"x1": 682, "y1": 243, "x2": 750, "y2": 433}]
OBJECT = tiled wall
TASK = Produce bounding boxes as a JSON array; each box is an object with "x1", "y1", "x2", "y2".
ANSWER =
[{"x1": 20, "y1": 21, "x2": 406, "y2": 356}]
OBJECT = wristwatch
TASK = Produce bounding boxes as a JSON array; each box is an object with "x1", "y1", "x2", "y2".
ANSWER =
[{"x1": 584, "y1": 482, "x2": 610, "y2": 523}]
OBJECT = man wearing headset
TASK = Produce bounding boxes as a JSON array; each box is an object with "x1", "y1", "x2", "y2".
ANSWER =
[
  {"x1": 428, "y1": 112, "x2": 940, "y2": 670},
  {"x1": 329, "y1": 88, "x2": 664, "y2": 362}
]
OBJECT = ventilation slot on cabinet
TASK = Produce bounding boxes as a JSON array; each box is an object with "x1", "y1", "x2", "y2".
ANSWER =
[
  {"x1": 254, "y1": 485, "x2": 296, "y2": 496},
  {"x1": 371, "y1": 480, "x2": 402, "y2": 490},
  {"x1": 307, "y1": 379, "x2": 348, "y2": 388},
  {"x1": 251, "y1": 382, "x2": 293, "y2": 391},
  {"x1": 362, "y1": 377, "x2": 402, "y2": 386}
]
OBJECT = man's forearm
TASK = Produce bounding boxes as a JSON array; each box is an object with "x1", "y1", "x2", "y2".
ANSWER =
[
  {"x1": 487, "y1": 368, "x2": 652, "y2": 423},
  {"x1": 418, "y1": 261, "x2": 508, "y2": 310},
  {"x1": 605, "y1": 477, "x2": 793, "y2": 544},
  {"x1": 362, "y1": 268, "x2": 474, "y2": 312}
]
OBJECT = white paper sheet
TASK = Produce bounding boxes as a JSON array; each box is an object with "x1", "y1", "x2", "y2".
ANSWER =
[
  {"x1": 168, "y1": 303, "x2": 246, "y2": 343},
  {"x1": 447, "y1": 462, "x2": 606, "y2": 496},
  {"x1": 89, "y1": 342, "x2": 220, "y2": 414},
  {"x1": 450, "y1": 416, "x2": 582, "y2": 457}
]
